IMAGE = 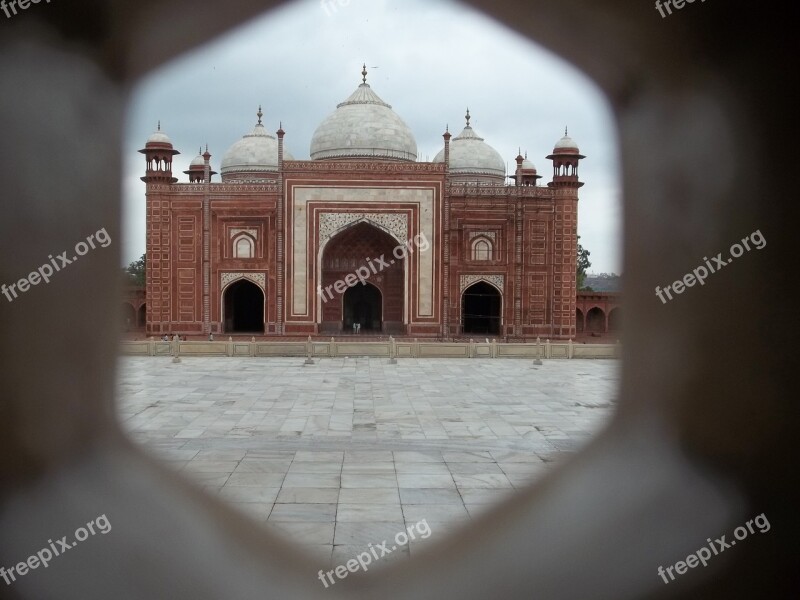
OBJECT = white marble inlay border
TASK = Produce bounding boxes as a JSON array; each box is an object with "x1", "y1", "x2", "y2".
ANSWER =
[
  {"x1": 291, "y1": 186, "x2": 436, "y2": 318},
  {"x1": 319, "y1": 213, "x2": 407, "y2": 245},
  {"x1": 221, "y1": 272, "x2": 266, "y2": 290},
  {"x1": 460, "y1": 274, "x2": 504, "y2": 294},
  {"x1": 230, "y1": 228, "x2": 258, "y2": 240}
]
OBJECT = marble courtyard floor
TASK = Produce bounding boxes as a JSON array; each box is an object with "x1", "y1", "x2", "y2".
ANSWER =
[{"x1": 116, "y1": 357, "x2": 619, "y2": 570}]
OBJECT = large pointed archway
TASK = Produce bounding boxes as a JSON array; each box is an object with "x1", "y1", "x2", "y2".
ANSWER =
[
  {"x1": 223, "y1": 279, "x2": 265, "y2": 334},
  {"x1": 462, "y1": 281, "x2": 502, "y2": 335},
  {"x1": 320, "y1": 221, "x2": 404, "y2": 334}
]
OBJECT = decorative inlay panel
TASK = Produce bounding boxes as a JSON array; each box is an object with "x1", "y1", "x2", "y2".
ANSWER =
[
  {"x1": 469, "y1": 231, "x2": 497, "y2": 242},
  {"x1": 319, "y1": 213, "x2": 408, "y2": 245},
  {"x1": 284, "y1": 160, "x2": 445, "y2": 173},
  {"x1": 449, "y1": 184, "x2": 554, "y2": 199},
  {"x1": 148, "y1": 184, "x2": 280, "y2": 193},
  {"x1": 221, "y1": 272, "x2": 266, "y2": 290},
  {"x1": 460, "y1": 274, "x2": 504, "y2": 293},
  {"x1": 230, "y1": 228, "x2": 259, "y2": 240}
]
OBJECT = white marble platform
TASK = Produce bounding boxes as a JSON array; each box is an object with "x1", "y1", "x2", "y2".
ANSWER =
[{"x1": 117, "y1": 357, "x2": 618, "y2": 571}]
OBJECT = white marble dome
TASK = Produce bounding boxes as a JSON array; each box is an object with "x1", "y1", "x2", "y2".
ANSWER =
[
  {"x1": 310, "y1": 68, "x2": 417, "y2": 162},
  {"x1": 554, "y1": 130, "x2": 580, "y2": 151},
  {"x1": 189, "y1": 150, "x2": 205, "y2": 167},
  {"x1": 146, "y1": 124, "x2": 173, "y2": 146},
  {"x1": 221, "y1": 111, "x2": 294, "y2": 175},
  {"x1": 434, "y1": 112, "x2": 505, "y2": 180}
]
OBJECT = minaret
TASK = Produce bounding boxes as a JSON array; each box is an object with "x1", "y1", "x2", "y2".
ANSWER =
[
  {"x1": 442, "y1": 125, "x2": 452, "y2": 169},
  {"x1": 139, "y1": 122, "x2": 179, "y2": 184},
  {"x1": 141, "y1": 122, "x2": 180, "y2": 336},
  {"x1": 546, "y1": 127, "x2": 585, "y2": 188},
  {"x1": 514, "y1": 149, "x2": 524, "y2": 186},
  {"x1": 546, "y1": 128, "x2": 585, "y2": 339},
  {"x1": 276, "y1": 120, "x2": 286, "y2": 335},
  {"x1": 203, "y1": 145, "x2": 214, "y2": 184},
  {"x1": 442, "y1": 124, "x2": 452, "y2": 338},
  {"x1": 277, "y1": 121, "x2": 285, "y2": 168}
]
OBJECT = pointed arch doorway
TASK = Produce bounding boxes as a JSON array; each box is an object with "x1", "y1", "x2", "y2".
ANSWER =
[
  {"x1": 462, "y1": 281, "x2": 502, "y2": 335},
  {"x1": 223, "y1": 279, "x2": 265, "y2": 334}
]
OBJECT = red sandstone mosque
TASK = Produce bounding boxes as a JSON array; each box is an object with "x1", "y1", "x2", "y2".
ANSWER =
[{"x1": 140, "y1": 66, "x2": 585, "y2": 339}]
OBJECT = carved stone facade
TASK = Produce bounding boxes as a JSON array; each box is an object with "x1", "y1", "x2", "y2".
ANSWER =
[{"x1": 142, "y1": 153, "x2": 582, "y2": 339}]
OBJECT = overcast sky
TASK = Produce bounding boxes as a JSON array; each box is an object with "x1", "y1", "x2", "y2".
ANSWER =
[{"x1": 123, "y1": 0, "x2": 622, "y2": 274}]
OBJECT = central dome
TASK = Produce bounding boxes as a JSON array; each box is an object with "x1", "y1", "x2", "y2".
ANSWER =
[{"x1": 310, "y1": 66, "x2": 418, "y2": 162}]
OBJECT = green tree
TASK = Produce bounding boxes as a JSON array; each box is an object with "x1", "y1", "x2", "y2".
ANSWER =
[
  {"x1": 122, "y1": 253, "x2": 146, "y2": 287},
  {"x1": 577, "y1": 236, "x2": 592, "y2": 291}
]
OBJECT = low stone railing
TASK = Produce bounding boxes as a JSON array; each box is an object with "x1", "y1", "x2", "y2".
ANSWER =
[{"x1": 119, "y1": 337, "x2": 621, "y2": 360}]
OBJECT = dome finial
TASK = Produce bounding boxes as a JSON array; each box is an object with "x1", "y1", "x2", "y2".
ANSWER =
[
  {"x1": 565, "y1": 126, "x2": 568, "y2": 136},
  {"x1": 257, "y1": 106, "x2": 263, "y2": 125},
  {"x1": 362, "y1": 64, "x2": 368, "y2": 84},
  {"x1": 465, "y1": 108, "x2": 471, "y2": 127},
  {"x1": 157, "y1": 120, "x2": 161, "y2": 131}
]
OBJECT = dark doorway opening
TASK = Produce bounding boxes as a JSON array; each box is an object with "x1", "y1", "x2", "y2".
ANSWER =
[
  {"x1": 343, "y1": 283, "x2": 382, "y2": 332},
  {"x1": 462, "y1": 282, "x2": 502, "y2": 335},
  {"x1": 224, "y1": 280, "x2": 265, "y2": 334},
  {"x1": 586, "y1": 307, "x2": 606, "y2": 333}
]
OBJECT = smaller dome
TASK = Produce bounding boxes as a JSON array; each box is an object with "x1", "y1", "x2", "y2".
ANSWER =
[
  {"x1": 521, "y1": 157, "x2": 537, "y2": 171},
  {"x1": 554, "y1": 128, "x2": 579, "y2": 152},
  {"x1": 184, "y1": 146, "x2": 217, "y2": 181},
  {"x1": 146, "y1": 122, "x2": 173, "y2": 146},
  {"x1": 189, "y1": 150, "x2": 205, "y2": 167},
  {"x1": 434, "y1": 110, "x2": 505, "y2": 182},
  {"x1": 221, "y1": 108, "x2": 294, "y2": 177}
]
